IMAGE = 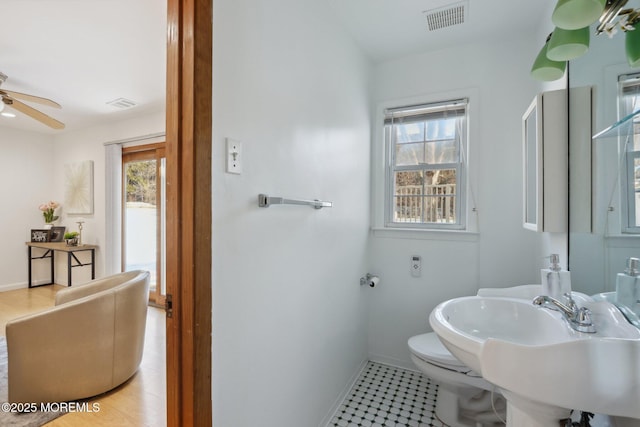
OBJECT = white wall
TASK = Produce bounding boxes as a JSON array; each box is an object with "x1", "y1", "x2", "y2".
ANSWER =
[
  {"x1": 367, "y1": 35, "x2": 545, "y2": 369},
  {"x1": 211, "y1": 1, "x2": 371, "y2": 426},
  {"x1": 0, "y1": 127, "x2": 55, "y2": 290}
]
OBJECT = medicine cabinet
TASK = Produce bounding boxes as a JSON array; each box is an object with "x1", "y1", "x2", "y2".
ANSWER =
[{"x1": 522, "y1": 89, "x2": 568, "y2": 232}]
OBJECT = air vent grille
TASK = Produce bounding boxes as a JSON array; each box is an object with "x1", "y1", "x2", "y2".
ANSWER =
[
  {"x1": 423, "y1": 1, "x2": 467, "y2": 31},
  {"x1": 106, "y1": 97, "x2": 137, "y2": 109}
]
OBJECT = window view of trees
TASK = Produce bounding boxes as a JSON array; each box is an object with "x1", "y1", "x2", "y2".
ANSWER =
[{"x1": 125, "y1": 160, "x2": 157, "y2": 204}]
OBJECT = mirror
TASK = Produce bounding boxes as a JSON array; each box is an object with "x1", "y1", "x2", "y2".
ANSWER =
[
  {"x1": 569, "y1": 1, "x2": 640, "y2": 300},
  {"x1": 524, "y1": 98, "x2": 541, "y2": 231},
  {"x1": 524, "y1": 91, "x2": 569, "y2": 233}
]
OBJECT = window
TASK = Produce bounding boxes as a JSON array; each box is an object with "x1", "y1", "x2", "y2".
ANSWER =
[
  {"x1": 619, "y1": 73, "x2": 640, "y2": 232},
  {"x1": 384, "y1": 99, "x2": 468, "y2": 229}
]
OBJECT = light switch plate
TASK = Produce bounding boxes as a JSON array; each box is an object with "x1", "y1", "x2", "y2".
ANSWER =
[{"x1": 226, "y1": 138, "x2": 242, "y2": 174}]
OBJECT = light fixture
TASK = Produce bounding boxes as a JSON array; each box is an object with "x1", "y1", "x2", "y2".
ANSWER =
[
  {"x1": 533, "y1": 1, "x2": 640, "y2": 82},
  {"x1": 547, "y1": 27, "x2": 590, "y2": 61},
  {"x1": 626, "y1": 27, "x2": 640, "y2": 67},
  {"x1": 596, "y1": 0, "x2": 630, "y2": 34},
  {"x1": 1, "y1": 112, "x2": 16, "y2": 118},
  {"x1": 552, "y1": 0, "x2": 606, "y2": 29},
  {"x1": 531, "y1": 40, "x2": 567, "y2": 81}
]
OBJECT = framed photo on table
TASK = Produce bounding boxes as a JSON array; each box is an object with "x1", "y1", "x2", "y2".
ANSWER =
[
  {"x1": 49, "y1": 226, "x2": 66, "y2": 242},
  {"x1": 30, "y1": 229, "x2": 51, "y2": 243}
]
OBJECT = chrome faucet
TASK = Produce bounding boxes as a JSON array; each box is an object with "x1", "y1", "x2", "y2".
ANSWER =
[{"x1": 532, "y1": 293, "x2": 596, "y2": 333}]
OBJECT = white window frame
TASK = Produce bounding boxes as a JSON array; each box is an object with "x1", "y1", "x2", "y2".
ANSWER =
[
  {"x1": 371, "y1": 90, "x2": 479, "y2": 240},
  {"x1": 383, "y1": 98, "x2": 469, "y2": 231},
  {"x1": 619, "y1": 73, "x2": 640, "y2": 234}
]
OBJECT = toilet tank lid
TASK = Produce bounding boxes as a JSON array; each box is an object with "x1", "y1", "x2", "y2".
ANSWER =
[{"x1": 408, "y1": 332, "x2": 466, "y2": 368}]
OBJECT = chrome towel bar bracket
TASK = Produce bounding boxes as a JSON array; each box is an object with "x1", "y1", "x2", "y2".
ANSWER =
[{"x1": 258, "y1": 194, "x2": 332, "y2": 210}]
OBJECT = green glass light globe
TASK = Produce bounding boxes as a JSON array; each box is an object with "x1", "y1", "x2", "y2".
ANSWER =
[
  {"x1": 552, "y1": 0, "x2": 606, "y2": 30},
  {"x1": 626, "y1": 28, "x2": 640, "y2": 68},
  {"x1": 547, "y1": 27, "x2": 590, "y2": 61},
  {"x1": 531, "y1": 43, "x2": 567, "y2": 81}
]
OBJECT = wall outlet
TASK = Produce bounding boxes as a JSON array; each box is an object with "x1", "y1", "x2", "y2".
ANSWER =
[
  {"x1": 411, "y1": 255, "x2": 421, "y2": 277},
  {"x1": 226, "y1": 138, "x2": 242, "y2": 174}
]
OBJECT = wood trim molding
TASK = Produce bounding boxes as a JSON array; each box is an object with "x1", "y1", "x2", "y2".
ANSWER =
[
  {"x1": 121, "y1": 142, "x2": 166, "y2": 155},
  {"x1": 166, "y1": 0, "x2": 212, "y2": 425}
]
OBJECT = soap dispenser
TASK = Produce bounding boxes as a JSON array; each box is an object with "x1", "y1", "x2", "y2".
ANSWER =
[
  {"x1": 541, "y1": 254, "x2": 571, "y2": 301},
  {"x1": 615, "y1": 257, "x2": 640, "y2": 321}
]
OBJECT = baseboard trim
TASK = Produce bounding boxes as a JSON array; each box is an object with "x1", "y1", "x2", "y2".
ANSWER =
[
  {"x1": 368, "y1": 353, "x2": 418, "y2": 372},
  {"x1": 0, "y1": 279, "x2": 53, "y2": 292},
  {"x1": 0, "y1": 282, "x2": 27, "y2": 292},
  {"x1": 318, "y1": 358, "x2": 368, "y2": 427}
]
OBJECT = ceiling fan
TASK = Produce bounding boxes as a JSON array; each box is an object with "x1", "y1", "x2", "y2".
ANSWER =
[{"x1": 0, "y1": 72, "x2": 65, "y2": 130}]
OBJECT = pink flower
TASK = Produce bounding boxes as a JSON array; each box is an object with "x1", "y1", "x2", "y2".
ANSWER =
[{"x1": 39, "y1": 200, "x2": 60, "y2": 223}]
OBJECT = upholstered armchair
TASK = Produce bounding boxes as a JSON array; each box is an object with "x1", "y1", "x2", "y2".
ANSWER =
[{"x1": 6, "y1": 270, "x2": 150, "y2": 403}]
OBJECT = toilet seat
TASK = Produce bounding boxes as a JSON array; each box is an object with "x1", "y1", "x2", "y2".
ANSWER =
[
  {"x1": 409, "y1": 332, "x2": 506, "y2": 426},
  {"x1": 408, "y1": 333, "x2": 477, "y2": 375}
]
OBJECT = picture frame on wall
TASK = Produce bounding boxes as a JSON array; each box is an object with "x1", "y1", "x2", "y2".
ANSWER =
[
  {"x1": 64, "y1": 160, "x2": 94, "y2": 215},
  {"x1": 30, "y1": 229, "x2": 51, "y2": 243},
  {"x1": 49, "y1": 226, "x2": 66, "y2": 242}
]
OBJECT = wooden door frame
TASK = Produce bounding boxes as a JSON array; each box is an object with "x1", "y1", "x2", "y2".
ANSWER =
[{"x1": 166, "y1": 0, "x2": 212, "y2": 425}]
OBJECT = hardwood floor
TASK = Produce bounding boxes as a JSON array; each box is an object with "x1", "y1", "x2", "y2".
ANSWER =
[{"x1": 0, "y1": 285, "x2": 166, "y2": 427}]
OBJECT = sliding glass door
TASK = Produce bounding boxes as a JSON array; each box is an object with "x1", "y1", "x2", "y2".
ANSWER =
[{"x1": 122, "y1": 143, "x2": 166, "y2": 306}]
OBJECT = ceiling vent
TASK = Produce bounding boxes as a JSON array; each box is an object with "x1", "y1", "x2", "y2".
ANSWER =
[
  {"x1": 423, "y1": 1, "x2": 468, "y2": 31},
  {"x1": 106, "y1": 97, "x2": 137, "y2": 109}
]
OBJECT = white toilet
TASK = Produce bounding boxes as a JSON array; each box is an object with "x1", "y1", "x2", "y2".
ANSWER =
[{"x1": 408, "y1": 332, "x2": 506, "y2": 427}]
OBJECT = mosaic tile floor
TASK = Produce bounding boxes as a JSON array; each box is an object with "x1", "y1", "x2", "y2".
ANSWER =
[{"x1": 328, "y1": 361, "x2": 445, "y2": 427}]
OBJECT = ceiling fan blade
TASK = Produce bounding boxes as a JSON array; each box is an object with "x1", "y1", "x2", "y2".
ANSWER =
[
  {"x1": 7, "y1": 98, "x2": 65, "y2": 130},
  {"x1": 0, "y1": 90, "x2": 61, "y2": 109}
]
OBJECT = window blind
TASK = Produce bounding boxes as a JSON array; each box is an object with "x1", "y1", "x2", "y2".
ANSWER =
[
  {"x1": 384, "y1": 99, "x2": 468, "y2": 125},
  {"x1": 620, "y1": 73, "x2": 640, "y2": 96}
]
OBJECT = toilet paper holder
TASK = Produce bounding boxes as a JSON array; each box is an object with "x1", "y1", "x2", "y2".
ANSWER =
[{"x1": 360, "y1": 273, "x2": 380, "y2": 287}]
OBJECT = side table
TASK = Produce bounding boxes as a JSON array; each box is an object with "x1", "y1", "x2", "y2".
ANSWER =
[{"x1": 25, "y1": 242, "x2": 98, "y2": 287}]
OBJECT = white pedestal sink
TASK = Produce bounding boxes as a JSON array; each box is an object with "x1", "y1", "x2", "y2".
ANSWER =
[{"x1": 430, "y1": 296, "x2": 640, "y2": 427}]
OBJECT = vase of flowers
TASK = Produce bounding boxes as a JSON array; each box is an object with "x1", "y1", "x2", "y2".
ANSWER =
[{"x1": 39, "y1": 201, "x2": 60, "y2": 227}]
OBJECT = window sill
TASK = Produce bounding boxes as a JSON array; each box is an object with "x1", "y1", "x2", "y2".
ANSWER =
[
  {"x1": 371, "y1": 227, "x2": 479, "y2": 242},
  {"x1": 605, "y1": 234, "x2": 640, "y2": 248}
]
